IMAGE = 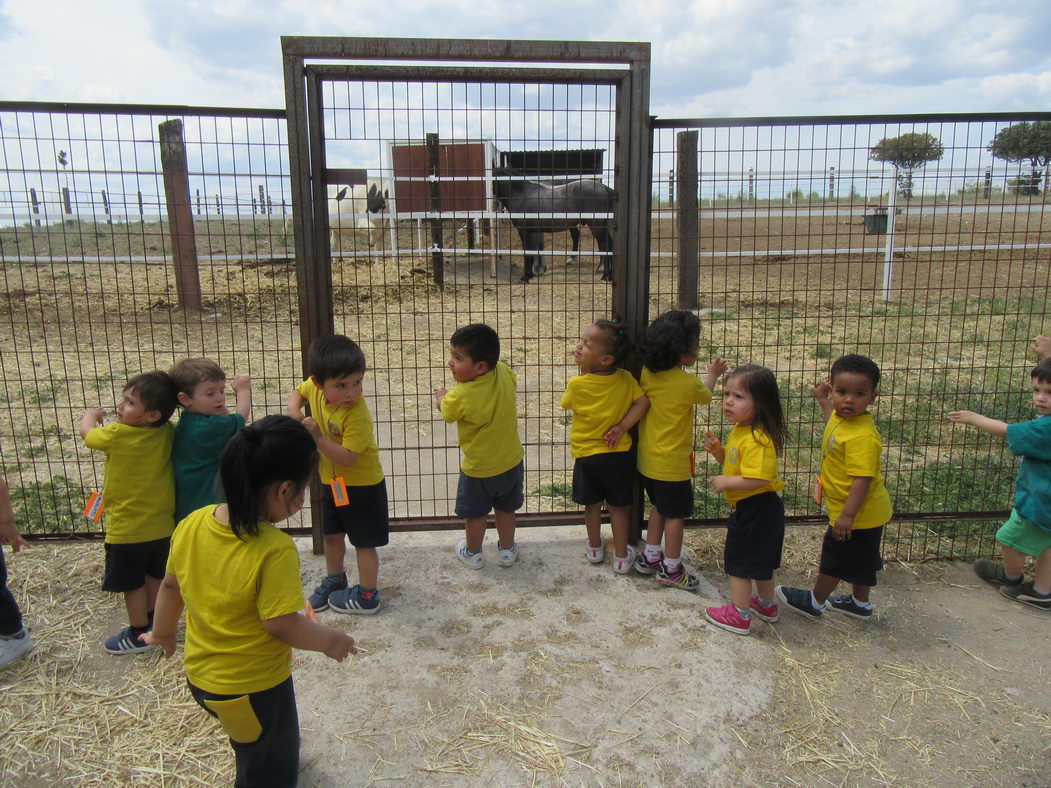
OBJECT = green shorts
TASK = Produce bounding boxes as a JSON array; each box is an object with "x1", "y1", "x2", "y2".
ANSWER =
[{"x1": 996, "y1": 509, "x2": 1051, "y2": 557}]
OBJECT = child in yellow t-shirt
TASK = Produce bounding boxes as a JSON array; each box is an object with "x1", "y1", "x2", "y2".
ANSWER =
[
  {"x1": 777, "y1": 354, "x2": 893, "y2": 621},
  {"x1": 636, "y1": 310, "x2": 727, "y2": 591},
  {"x1": 702, "y1": 365, "x2": 788, "y2": 635},
  {"x1": 145, "y1": 415, "x2": 358, "y2": 787},
  {"x1": 434, "y1": 324, "x2": 524, "y2": 569},
  {"x1": 80, "y1": 371, "x2": 178, "y2": 655},
  {"x1": 561, "y1": 319, "x2": 649, "y2": 573},
  {"x1": 287, "y1": 335, "x2": 387, "y2": 615}
]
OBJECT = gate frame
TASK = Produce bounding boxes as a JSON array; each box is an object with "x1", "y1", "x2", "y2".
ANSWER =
[{"x1": 281, "y1": 37, "x2": 652, "y2": 548}]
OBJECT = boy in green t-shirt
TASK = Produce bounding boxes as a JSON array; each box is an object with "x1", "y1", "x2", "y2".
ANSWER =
[
  {"x1": 80, "y1": 371, "x2": 179, "y2": 654},
  {"x1": 434, "y1": 324, "x2": 524, "y2": 569},
  {"x1": 288, "y1": 335, "x2": 387, "y2": 615},
  {"x1": 169, "y1": 358, "x2": 252, "y2": 523}
]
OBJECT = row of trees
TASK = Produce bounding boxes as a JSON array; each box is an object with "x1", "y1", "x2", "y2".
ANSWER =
[{"x1": 869, "y1": 121, "x2": 1051, "y2": 198}]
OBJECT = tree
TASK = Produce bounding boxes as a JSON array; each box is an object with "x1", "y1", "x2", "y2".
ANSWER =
[
  {"x1": 988, "y1": 121, "x2": 1051, "y2": 195},
  {"x1": 869, "y1": 132, "x2": 944, "y2": 200}
]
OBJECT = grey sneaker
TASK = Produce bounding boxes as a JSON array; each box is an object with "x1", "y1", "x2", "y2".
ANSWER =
[
  {"x1": 973, "y1": 559, "x2": 1023, "y2": 589},
  {"x1": 0, "y1": 628, "x2": 34, "y2": 668},
  {"x1": 496, "y1": 542, "x2": 519, "y2": 567},
  {"x1": 999, "y1": 581, "x2": 1051, "y2": 611},
  {"x1": 456, "y1": 539, "x2": 485, "y2": 569}
]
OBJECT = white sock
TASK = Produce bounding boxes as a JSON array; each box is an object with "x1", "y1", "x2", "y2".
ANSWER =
[
  {"x1": 663, "y1": 557, "x2": 682, "y2": 571},
  {"x1": 644, "y1": 544, "x2": 662, "y2": 561},
  {"x1": 852, "y1": 595, "x2": 873, "y2": 610},
  {"x1": 810, "y1": 591, "x2": 826, "y2": 610}
]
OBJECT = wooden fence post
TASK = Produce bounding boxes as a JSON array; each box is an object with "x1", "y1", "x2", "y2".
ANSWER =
[
  {"x1": 676, "y1": 130, "x2": 699, "y2": 310},
  {"x1": 426, "y1": 132, "x2": 445, "y2": 289},
  {"x1": 29, "y1": 188, "x2": 40, "y2": 226},
  {"x1": 62, "y1": 187, "x2": 72, "y2": 216},
  {"x1": 158, "y1": 119, "x2": 202, "y2": 311}
]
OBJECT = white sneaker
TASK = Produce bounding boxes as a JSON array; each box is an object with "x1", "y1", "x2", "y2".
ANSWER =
[
  {"x1": 496, "y1": 542, "x2": 519, "y2": 567},
  {"x1": 585, "y1": 537, "x2": 605, "y2": 563},
  {"x1": 612, "y1": 545, "x2": 637, "y2": 574},
  {"x1": 455, "y1": 539, "x2": 485, "y2": 569},
  {"x1": 0, "y1": 628, "x2": 34, "y2": 668}
]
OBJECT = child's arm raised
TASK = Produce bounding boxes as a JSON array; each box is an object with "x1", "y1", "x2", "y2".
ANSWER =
[
  {"x1": 703, "y1": 357, "x2": 729, "y2": 391},
  {"x1": 433, "y1": 386, "x2": 448, "y2": 411},
  {"x1": 262, "y1": 612, "x2": 359, "y2": 662},
  {"x1": 286, "y1": 391, "x2": 307, "y2": 420},
  {"x1": 604, "y1": 395, "x2": 650, "y2": 448},
  {"x1": 831, "y1": 476, "x2": 873, "y2": 541},
  {"x1": 811, "y1": 382, "x2": 834, "y2": 420},
  {"x1": 143, "y1": 572, "x2": 185, "y2": 658},
  {"x1": 1033, "y1": 335, "x2": 1051, "y2": 361},
  {"x1": 947, "y1": 410, "x2": 1008, "y2": 438},
  {"x1": 232, "y1": 374, "x2": 253, "y2": 421},
  {"x1": 302, "y1": 418, "x2": 360, "y2": 468},
  {"x1": 79, "y1": 407, "x2": 105, "y2": 438},
  {"x1": 702, "y1": 431, "x2": 725, "y2": 464}
]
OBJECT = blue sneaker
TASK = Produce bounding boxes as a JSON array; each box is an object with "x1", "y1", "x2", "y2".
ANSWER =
[
  {"x1": 775, "y1": 585, "x2": 824, "y2": 618},
  {"x1": 307, "y1": 573, "x2": 348, "y2": 612},
  {"x1": 827, "y1": 594, "x2": 873, "y2": 620},
  {"x1": 105, "y1": 626, "x2": 154, "y2": 655},
  {"x1": 329, "y1": 584, "x2": 381, "y2": 615}
]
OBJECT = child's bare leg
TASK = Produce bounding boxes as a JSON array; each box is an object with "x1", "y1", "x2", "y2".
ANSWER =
[
  {"x1": 662, "y1": 517, "x2": 685, "y2": 560},
  {"x1": 812, "y1": 573, "x2": 840, "y2": 604},
  {"x1": 729, "y1": 575, "x2": 752, "y2": 610},
  {"x1": 755, "y1": 578, "x2": 775, "y2": 600},
  {"x1": 1000, "y1": 544, "x2": 1027, "y2": 579},
  {"x1": 324, "y1": 534, "x2": 347, "y2": 575},
  {"x1": 355, "y1": 546, "x2": 379, "y2": 589},
  {"x1": 464, "y1": 516, "x2": 488, "y2": 553},
  {"x1": 849, "y1": 584, "x2": 871, "y2": 603},
  {"x1": 1033, "y1": 549, "x2": 1051, "y2": 591},
  {"x1": 645, "y1": 510, "x2": 666, "y2": 548},
  {"x1": 123, "y1": 586, "x2": 150, "y2": 628},
  {"x1": 584, "y1": 503, "x2": 603, "y2": 548},
  {"x1": 145, "y1": 574, "x2": 162, "y2": 613},
  {"x1": 494, "y1": 510, "x2": 516, "y2": 550},
  {"x1": 608, "y1": 505, "x2": 630, "y2": 558}
]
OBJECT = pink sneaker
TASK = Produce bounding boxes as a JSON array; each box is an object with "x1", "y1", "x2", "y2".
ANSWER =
[
  {"x1": 749, "y1": 595, "x2": 779, "y2": 622},
  {"x1": 704, "y1": 603, "x2": 752, "y2": 635}
]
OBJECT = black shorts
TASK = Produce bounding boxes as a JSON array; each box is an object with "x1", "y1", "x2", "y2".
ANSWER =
[
  {"x1": 572, "y1": 452, "x2": 635, "y2": 508},
  {"x1": 320, "y1": 480, "x2": 390, "y2": 548},
  {"x1": 819, "y1": 525, "x2": 884, "y2": 587},
  {"x1": 102, "y1": 537, "x2": 171, "y2": 593},
  {"x1": 640, "y1": 475, "x2": 693, "y2": 520},
  {"x1": 724, "y1": 492, "x2": 785, "y2": 581},
  {"x1": 455, "y1": 461, "x2": 524, "y2": 518},
  {"x1": 189, "y1": 675, "x2": 299, "y2": 788}
]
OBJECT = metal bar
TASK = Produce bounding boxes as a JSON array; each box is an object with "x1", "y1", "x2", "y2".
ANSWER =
[
  {"x1": 307, "y1": 64, "x2": 626, "y2": 85},
  {"x1": 0, "y1": 100, "x2": 285, "y2": 118},
  {"x1": 651, "y1": 111, "x2": 1051, "y2": 129}
]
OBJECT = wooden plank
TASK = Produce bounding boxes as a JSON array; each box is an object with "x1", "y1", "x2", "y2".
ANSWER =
[{"x1": 157, "y1": 119, "x2": 202, "y2": 311}]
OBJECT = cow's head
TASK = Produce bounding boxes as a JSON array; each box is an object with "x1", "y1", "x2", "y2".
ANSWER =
[{"x1": 366, "y1": 183, "x2": 388, "y2": 214}]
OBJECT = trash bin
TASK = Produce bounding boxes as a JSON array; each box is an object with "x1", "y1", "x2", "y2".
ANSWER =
[{"x1": 864, "y1": 207, "x2": 888, "y2": 235}]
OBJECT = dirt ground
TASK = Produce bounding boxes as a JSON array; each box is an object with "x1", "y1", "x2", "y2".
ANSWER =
[{"x1": 1, "y1": 526, "x2": 1049, "y2": 787}]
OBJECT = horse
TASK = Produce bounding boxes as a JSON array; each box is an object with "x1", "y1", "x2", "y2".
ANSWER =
[{"x1": 491, "y1": 167, "x2": 615, "y2": 282}]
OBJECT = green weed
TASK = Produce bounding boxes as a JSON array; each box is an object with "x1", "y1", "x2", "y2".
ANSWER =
[{"x1": 10, "y1": 475, "x2": 88, "y2": 535}]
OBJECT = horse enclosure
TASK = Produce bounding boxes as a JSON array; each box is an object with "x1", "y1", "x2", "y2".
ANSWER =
[{"x1": 0, "y1": 38, "x2": 1048, "y2": 562}]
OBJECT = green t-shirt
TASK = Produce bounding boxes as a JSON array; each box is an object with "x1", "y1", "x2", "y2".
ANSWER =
[{"x1": 173, "y1": 411, "x2": 245, "y2": 522}]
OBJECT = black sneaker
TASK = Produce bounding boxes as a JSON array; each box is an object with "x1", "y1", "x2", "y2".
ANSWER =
[
  {"x1": 999, "y1": 581, "x2": 1051, "y2": 611},
  {"x1": 775, "y1": 585, "x2": 824, "y2": 618},
  {"x1": 105, "y1": 626, "x2": 154, "y2": 655},
  {"x1": 973, "y1": 559, "x2": 1022, "y2": 589},
  {"x1": 826, "y1": 594, "x2": 873, "y2": 620}
]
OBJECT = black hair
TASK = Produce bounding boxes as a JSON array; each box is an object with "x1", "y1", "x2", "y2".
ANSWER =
[
  {"x1": 124, "y1": 371, "x2": 178, "y2": 425},
  {"x1": 1033, "y1": 358, "x2": 1051, "y2": 384},
  {"x1": 450, "y1": 323, "x2": 500, "y2": 369},
  {"x1": 220, "y1": 415, "x2": 317, "y2": 539},
  {"x1": 725, "y1": 364, "x2": 788, "y2": 456},
  {"x1": 642, "y1": 310, "x2": 701, "y2": 372},
  {"x1": 829, "y1": 353, "x2": 881, "y2": 390},
  {"x1": 308, "y1": 334, "x2": 366, "y2": 383},
  {"x1": 592, "y1": 318, "x2": 633, "y2": 368}
]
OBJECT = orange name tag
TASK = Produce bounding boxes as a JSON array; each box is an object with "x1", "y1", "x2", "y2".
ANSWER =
[
  {"x1": 330, "y1": 477, "x2": 350, "y2": 507},
  {"x1": 814, "y1": 476, "x2": 824, "y2": 505},
  {"x1": 83, "y1": 492, "x2": 105, "y2": 521},
  {"x1": 305, "y1": 600, "x2": 320, "y2": 623}
]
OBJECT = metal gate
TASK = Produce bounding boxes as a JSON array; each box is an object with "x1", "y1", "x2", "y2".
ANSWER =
[{"x1": 280, "y1": 38, "x2": 652, "y2": 540}]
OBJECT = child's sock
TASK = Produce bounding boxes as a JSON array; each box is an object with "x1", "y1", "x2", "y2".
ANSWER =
[
  {"x1": 663, "y1": 557, "x2": 682, "y2": 571},
  {"x1": 327, "y1": 571, "x2": 347, "y2": 582},
  {"x1": 759, "y1": 596, "x2": 776, "y2": 608},
  {"x1": 1005, "y1": 571, "x2": 1022, "y2": 583},
  {"x1": 130, "y1": 624, "x2": 149, "y2": 637},
  {"x1": 810, "y1": 591, "x2": 826, "y2": 611},
  {"x1": 852, "y1": 595, "x2": 873, "y2": 610},
  {"x1": 644, "y1": 544, "x2": 662, "y2": 561},
  {"x1": 0, "y1": 627, "x2": 27, "y2": 640},
  {"x1": 734, "y1": 605, "x2": 752, "y2": 619},
  {"x1": 147, "y1": 610, "x2": 155, "y2": 628},
  {"x1": 1032, "y1": 585, "x2": 1051, "y2": 597}
]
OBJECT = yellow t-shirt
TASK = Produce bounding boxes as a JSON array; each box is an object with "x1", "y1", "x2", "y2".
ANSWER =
[
  {"x1": 440, "y1": 361, "x2": 523, "y2": 478},
  {"x1": 296, "y1": 379, "x2": 384, "y2": 486},
  {"x1": 722, "y1": 424, "x2": 784, "y2": 506},
  {"x1": 819, "y1": 413, "x2": 893, "y2": 530},
  {"x1": 560, "y1": 369, "x2": 645, "y2": 458},
  {"x1": 83, "y1": 422, "x2": 176, "y2": 544},
  {"x1": 637, "y1": 367, "x2": 713, "y2": 481},
  {"x1": 169, "y1": 506, "x2": 304, "y2": 695}
]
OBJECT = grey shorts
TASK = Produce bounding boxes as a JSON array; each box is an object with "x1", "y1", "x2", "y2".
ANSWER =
[{"x1": 455, "y1": 461, "x2": 524, "y2": 518}]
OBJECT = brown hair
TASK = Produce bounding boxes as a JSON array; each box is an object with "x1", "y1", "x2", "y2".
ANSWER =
[{"x1": 168, "y1": 358, "x2": 226, "y2": 396}]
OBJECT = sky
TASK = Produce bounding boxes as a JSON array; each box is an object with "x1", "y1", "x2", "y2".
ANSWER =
[{"x1": 1, "y1": 0, "x2": 1050, "y2": 118}]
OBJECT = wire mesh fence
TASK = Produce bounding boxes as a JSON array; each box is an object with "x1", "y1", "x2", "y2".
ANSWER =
[{"x1": 2, "y1": 98, "x2": 1048, "y2": 561}]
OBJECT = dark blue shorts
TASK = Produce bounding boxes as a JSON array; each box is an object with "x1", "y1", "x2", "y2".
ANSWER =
[
  {"x1": 724, "y1": 492, "x2": 785, "y2": 581},
  {"x1": 572, "y1": 451, "x2": 635, "y2": 508},
  {"x1": 819, "y1": 525, "x2": 884, "y2": 587},
  {"x1": 455, "y1": 461, "x2": 524, "y2": 518},
  {"x1": 102, "y1": 536, "x2": 170, "y2": 593},
  {"x1": 320, "y1": 480, "x2": 390, "y2": 548},
  {"x1": 641, "y1": 475, "x2": 693, "y2": 520}
]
